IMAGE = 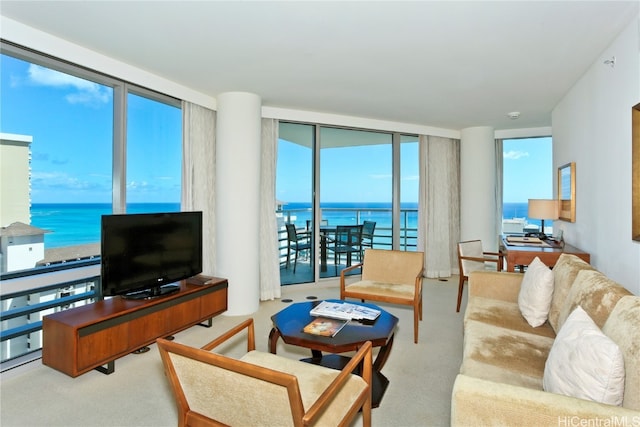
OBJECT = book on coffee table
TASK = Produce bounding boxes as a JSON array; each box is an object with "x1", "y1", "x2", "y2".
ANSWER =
[
  {"x1": 303, "y1": 317, "x2": 348, "y2": 337},
  {"x1": 310, "y1": 300, "x2": 381, "y2": 321}
]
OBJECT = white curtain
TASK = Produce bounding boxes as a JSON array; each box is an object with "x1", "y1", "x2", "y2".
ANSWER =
[
  {"x1": 417, "y1": 135, "x2": 461, "y2": 278},
  {"x1": 495, "y1": 138, "x2": 504, "y2": 245},
  {"x1": 181, "y1": 101, "x2": 216, "y2": 275},
  {"x1": 259, "y1": 118, "x2": 281, "y2": 300}
]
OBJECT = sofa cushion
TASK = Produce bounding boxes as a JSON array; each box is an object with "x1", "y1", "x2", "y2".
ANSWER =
[
  {"x1": 543, "y1": 306, "x2": 625, "y2": 406},
  {"x1": 602, "y1": 296, "x2": 640, "y2": 410},
  {"x1": 461, "y1": 319, "x2": 555, "y2": 390},
  {"x1": 518, "y1": 257, "x2": 554, "y2": 327},
  {"x1": 548, "y1": 254, "x2": 594, "y2": 333},
  {"x1": 557, "y1": 270, "x2": 632, "y2": 331},
  {"x1": 465, "y1": 296, "x2": 555, "y2": 339}
]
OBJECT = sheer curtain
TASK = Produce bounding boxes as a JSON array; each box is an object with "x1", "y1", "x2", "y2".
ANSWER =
[
  {"x1": 495, "y1": 138, "x2": 504, "y2": 248},
  {"x1": 259, "y1": 118, "x2": 281, "y2": 300},
  {"x1": 417, "y1": 135, "x2": 461, "y2": 277},
  {"x1": 182, "y1": 101, "x2": 216, "y2": 275}
]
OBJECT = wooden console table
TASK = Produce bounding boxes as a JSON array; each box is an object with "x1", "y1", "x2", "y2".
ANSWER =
[
  {"x1": 499, "y1": 237, "x2": 590, "y2": 272},
  {"x1": 42, "y1": 277, "x2": 227, "y2": 377}
]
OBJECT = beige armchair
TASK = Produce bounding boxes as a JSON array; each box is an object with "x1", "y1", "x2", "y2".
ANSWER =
[
  {"x1": 157, "y1": 318, "x2": 372, "y2": 427},
  {"x1": 340, "y1": 249, "x2": 425, "y2": 343},
  {"x1": 456, "y1": 239, "x2": 503, "y2": 312}
]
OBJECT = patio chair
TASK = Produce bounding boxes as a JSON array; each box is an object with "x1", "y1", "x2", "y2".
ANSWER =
[
  {"x1": 359, "y1": 220, "x2": 377, "y2": 258},
  {"x1": 285, "y1": 223, "x2": 311, "y2": 273},
  {"x1": 456, "y1": 239, "x2": 503, "y2": 312},
  {"x1": 157, "y1": 318, "x2": 372, "y2": 427},
  {"x1": 328, "y1": 224, "x2": 363, "y2": 275},
  {"x1": 340, "y1": 249, "x2": 424, "y2": 343}
]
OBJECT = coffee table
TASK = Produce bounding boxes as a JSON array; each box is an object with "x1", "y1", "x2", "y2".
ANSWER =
[{"x1": 269, "y1": 299, "x2": 398, "y2": 407}]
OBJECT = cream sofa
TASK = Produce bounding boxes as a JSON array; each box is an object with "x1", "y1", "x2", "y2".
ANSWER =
[{"x1": 451, "y1": 254, "x2": 640, "y2": 426}]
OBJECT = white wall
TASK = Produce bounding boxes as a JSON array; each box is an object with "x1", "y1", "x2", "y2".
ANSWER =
[
  {"x1": 552, "y1": 15, "x2": 640, "y2": 295},
  {"x1": 460, "y1": 127, "x2": 498, "y2": 251}
]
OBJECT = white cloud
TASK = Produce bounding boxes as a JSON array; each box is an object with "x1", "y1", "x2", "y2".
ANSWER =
[
  {"x1": 27, "y1": 64, "x2": 110, "y2": 106},
  {"x1": 504, "y1": 150, "x2": 529, "y2": 160}
]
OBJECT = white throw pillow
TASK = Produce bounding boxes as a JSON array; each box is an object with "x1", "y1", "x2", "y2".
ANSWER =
[
  {"x1": 518, "y1": 256, "x2": 554, "y2": 327},
  {"x1": 543, "y1": 306, "x2": 625, "y2": 406}
]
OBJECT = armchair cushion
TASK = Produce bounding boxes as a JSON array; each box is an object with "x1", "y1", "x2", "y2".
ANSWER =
[
  {"x1": 242, "y1": 351, "x2": 369, "y2": 426},
  {"x1": 343, "y1": 280, "x2": 415, "y2": 301}
]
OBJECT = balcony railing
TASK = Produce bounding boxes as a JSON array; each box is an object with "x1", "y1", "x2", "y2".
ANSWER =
[
  {"x1": 277, "y1": 207, "x2": 418, "y2": 284},
  {"x1": 0, "y1": 260, "x2": 100, "y2": 369}
]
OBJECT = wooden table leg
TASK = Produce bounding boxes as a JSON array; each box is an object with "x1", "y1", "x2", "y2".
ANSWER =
[
  {"x1": 373, "y1": 333, "x2": 394, "y2": 372},
  {"x1": 268, "y1": 327, "x2": 281, "y2": 354}
]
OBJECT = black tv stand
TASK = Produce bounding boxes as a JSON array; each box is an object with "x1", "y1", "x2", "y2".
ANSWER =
[{"x1": 123, "y1": 283, "x2": 181, "y2": 300}]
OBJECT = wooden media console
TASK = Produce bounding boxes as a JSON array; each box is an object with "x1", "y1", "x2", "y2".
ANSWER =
[{"x1": 42, "y1": 276, "x2": 227, "y2": 377}]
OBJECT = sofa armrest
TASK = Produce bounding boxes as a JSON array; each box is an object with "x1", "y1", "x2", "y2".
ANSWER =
[
  {"x1": 452, "y1": 374, "x2": 640, "y2": 427},
  {"x1": 468, "y1": 271, "x2": 524, "y2": 303}
]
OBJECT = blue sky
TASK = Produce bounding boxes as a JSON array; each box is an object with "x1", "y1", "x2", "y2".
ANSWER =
[
  {"x1": 503, "y1": 137, "x2": 553, "y2": 202},
  {"x1": 1, "y1": 54, "x2": 181, "y2": 204},
  {"x1": 2, "y1": 53, "x2": 550, "y2": 206}
]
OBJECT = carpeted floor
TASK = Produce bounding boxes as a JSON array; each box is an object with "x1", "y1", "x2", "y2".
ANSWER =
[{"x1": 0, "y1": 277, "x2": 464, "y2": 427}]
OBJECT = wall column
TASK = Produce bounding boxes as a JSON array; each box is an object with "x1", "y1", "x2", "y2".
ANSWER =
[
  {"x1": 460, "y1": 126, "x2": 498, "y2": 251},
  {"x1": 216, "y1": 92, "x2": 261, "y2": 315}
]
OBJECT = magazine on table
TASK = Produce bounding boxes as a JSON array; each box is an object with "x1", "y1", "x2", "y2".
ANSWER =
[
  {"x1": 303, "y1": 317, "x2": 348, "y2": 337},
  {"x1": 310, "y1": 300, "x2": 381, "y2": 321}
]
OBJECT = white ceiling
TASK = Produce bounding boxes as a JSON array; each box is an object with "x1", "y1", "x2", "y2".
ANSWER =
[{"x1": 1, "y1": 1, "x2": 637, "y2": 131}]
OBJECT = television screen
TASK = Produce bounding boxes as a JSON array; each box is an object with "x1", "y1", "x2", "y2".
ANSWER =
[{"x1": 101, "y1": 211, "x2": 203, "y2": 299}]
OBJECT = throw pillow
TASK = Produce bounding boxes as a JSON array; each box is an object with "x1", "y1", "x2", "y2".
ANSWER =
[
  {"x1": 543, "y1": 306, "x2": 625, "y2": 406},
  {"x1": 518, "y1": 256, "x2": 554, "y2": 327}
]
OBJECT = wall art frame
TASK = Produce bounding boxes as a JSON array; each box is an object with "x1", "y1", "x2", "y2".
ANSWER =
[
  {"x1": 558, "y1": 162, "x2": 576, "y2": 222},
  {"x1": 633, "y1": 102, "x2": 640, "y2": 241}
]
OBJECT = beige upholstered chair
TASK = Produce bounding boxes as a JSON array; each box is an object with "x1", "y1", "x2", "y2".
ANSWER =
[
  {"x1": 157, "y1": 318, "x2": 372, "y2": 427},
  {"x1": 340, "y1": 249, "x2": 425, "y2": 343},
  {"x1": 456, "y1": 239, "x2": 503, "y2": 312}
]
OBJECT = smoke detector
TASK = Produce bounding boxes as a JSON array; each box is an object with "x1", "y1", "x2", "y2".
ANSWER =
[{"x1": 507, "y1": 111, "x2": 521, "y2": 120}]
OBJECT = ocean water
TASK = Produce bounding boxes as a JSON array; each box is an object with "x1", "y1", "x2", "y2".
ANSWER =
[
  {"x1": 31, "y1": 203, "x2": 180, "y2": 248},
  {"x1": 30, "y1": 201, "x2": 538, "y2": 249}
]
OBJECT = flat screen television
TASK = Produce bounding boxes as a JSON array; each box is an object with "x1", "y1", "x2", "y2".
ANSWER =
[{"x1": 100, "y1": 211, "x2": 203, "y2": 299}]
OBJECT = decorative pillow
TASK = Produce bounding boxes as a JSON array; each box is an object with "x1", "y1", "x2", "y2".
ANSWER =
[
  {"x1": 543, "y1": 306, "x2": 625, "y2": 406},
  {"x1": 518, "y1": 257, "x2": 554, "y2": 327}
]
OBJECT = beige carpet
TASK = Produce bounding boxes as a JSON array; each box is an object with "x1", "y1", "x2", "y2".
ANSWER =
[{"x1": 0, "y1": 277, "x2": 464, "y2": 427}]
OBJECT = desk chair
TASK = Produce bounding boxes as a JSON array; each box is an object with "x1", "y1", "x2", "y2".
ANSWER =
[
  {"x1": 456, "y1": 239, "x2": 504, "y2": 312},
  {"x1": 157, "y1": 318, "x2": 372, "y2": 427},
  {"x1": 285, "y1": 224, "x2": 311, "y2": 273}
]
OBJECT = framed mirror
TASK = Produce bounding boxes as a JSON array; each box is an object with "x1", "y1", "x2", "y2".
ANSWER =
[{"x1": 558, "y1": 162, "x2": 576, "y2": 222}]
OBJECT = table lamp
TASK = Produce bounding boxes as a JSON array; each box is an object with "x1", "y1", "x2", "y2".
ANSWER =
[{"x1": 527, "y1": 199, "x2": 559, "y2": 239}]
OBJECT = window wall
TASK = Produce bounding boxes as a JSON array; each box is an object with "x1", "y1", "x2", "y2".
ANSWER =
[
  {"x1": 502, "y1": 137, "x2": 553, "y2": 234},
  {"x1": 277, "y1": 122, "x2": 418, "y2": 285},
  {"x1": 0, "y1": 43, "x2": 182, "y2": 272}
]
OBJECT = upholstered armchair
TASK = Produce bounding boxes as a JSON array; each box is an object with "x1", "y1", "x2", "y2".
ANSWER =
[
  {"x1": 340, "y1": 249, "x2": 425, "y2": 343},
  {"x1": 157, "y1": 318, "x2": 373, "y2": 427}
]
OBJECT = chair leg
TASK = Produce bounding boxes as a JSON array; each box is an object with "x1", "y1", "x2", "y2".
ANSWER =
[
  {"x1": 413, "y1": 307, "x2": 419, "y2": 344},
  {"x1": 456, "y1": 275, "x2": 466, "y2": 312}
]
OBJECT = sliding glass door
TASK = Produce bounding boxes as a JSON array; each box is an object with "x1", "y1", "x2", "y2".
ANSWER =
[{"x1": 319, "y1": 127, "x2": 393, "y2": 277}]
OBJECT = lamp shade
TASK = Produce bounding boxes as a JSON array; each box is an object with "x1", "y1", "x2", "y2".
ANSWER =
[{"x1": 528, "y1": 199, "x2": 559, "y2": 220}]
